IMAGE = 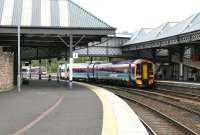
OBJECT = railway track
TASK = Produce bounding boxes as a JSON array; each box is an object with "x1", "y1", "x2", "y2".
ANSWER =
[
  {"x1": 101, "y1": 85, "x2": 200, "y2": 116},
  {"x1": 119, "y1": 95, "x2": 198, "y2": 135},
  {"x1": 154, "y1": 87, "x2": 200, "y2": 102},
  {"x1": 153, "y1": 85, "x2": 200, "y2": 113},
  {"x1": 139, "y1": 118, "x2": 157, "y2": 135},
  {"x1": 98, "y1": 85, "x2": 200, "y2": 135},
  {"x1": 156, "y1": 84, "x2": 200, "y2": 96}
]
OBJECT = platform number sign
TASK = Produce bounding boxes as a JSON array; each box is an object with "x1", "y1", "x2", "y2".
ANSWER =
[{"x1": 73, "y1": 53, "x2": 78, "y2": 59}]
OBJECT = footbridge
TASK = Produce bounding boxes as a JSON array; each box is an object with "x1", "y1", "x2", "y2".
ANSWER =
[{"x1": 74, "y1": 33, "x2": 130, "y2": 58}]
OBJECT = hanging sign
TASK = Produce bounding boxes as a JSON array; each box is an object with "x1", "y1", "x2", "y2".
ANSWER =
[{"x1": 73, "y1": 53, "x2": 78, "y2": 59}]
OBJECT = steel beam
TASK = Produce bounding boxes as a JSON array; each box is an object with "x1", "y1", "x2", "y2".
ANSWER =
[{"x1": 0, "y1": 27, "x2": 115, "y2": 35}]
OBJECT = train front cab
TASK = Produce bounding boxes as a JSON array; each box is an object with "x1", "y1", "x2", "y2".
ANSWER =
[{"x1": 135, "y1": 62, "x2": 154, "y2": 88}]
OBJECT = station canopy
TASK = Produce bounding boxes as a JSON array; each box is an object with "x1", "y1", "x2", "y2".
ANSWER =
[
  {"x1": 124, "y1": 13, "x2": 200, "y2": 46},
  {"x1": 0, "y1": 0, "x2": 116, "y2": 60}
]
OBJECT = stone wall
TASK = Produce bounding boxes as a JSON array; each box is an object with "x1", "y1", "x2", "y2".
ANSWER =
[{"x1": 0, "y1": 47, "x2": 14, "y2": 90}]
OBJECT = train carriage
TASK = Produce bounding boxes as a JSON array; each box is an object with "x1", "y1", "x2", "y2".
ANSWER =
[
  {"x1": 72, "y1": 63, "x2": 88, "y2": 80},
  {"x1": 63, "y1": 59, "x2": 155, "y2": 88},
  {"x1": 133, "y1": 59, "x2": 155, "y2": 88}
]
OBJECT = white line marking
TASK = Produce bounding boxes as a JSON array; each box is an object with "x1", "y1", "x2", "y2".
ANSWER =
[{"x1": 12, "y1": 96, "x2": 64, "y2": 135}]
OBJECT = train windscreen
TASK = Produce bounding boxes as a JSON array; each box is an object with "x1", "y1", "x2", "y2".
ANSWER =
[
  {"x1": 136, "y1": 64, "x2": 141, "y2": 76},
  {"x1": 148, "y1": 63, "x2": 153, "y2": 75}
]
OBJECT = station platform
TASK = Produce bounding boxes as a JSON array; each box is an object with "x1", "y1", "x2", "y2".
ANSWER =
[
  {"x1": 156, "y1": 80, "x2": 200, "y2": 89},
  {"x1": 0, "y1": 80, "x2": 148, "y2": 135}
]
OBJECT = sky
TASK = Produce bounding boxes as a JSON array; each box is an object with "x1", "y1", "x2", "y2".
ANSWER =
[{"x1": 73, "y1": 0, "x2": 200, "y2": 33}]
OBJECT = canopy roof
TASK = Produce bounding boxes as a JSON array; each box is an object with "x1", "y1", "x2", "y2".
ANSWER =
[
  {"x1": 125, "y1": 13, "x2": 200, "y2": 46},
  {"x1": 0, "y1": 0, "x2": 113, "y2": 29},
  {"x1": 0, "y1": 0, "x2": 116, "y2": 60}
]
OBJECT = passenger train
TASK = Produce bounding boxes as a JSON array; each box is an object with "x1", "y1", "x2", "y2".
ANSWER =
[{"x1": 60, "y1": 59, "x2": 155, "y2": 88}]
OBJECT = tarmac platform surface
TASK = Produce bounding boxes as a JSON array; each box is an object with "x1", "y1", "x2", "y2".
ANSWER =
[{"x1": 0, "y1": 80, "x2": 102, "y2": 135}]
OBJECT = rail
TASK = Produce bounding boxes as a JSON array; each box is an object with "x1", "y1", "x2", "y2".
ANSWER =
[{"x1": 98, "y1": 84, "x2": 200, "y2": 135}]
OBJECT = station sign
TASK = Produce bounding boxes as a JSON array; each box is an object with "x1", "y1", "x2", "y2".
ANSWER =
[{"x1": 73, "y1": 53, "x2": 78, "y2": 59}]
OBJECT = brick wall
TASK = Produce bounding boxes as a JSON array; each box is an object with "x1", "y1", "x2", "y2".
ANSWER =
[{"x1": 0, "y1": 47, "x2": 14, "y2": 90}]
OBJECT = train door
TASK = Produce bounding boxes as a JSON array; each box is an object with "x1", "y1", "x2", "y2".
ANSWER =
[
  {"x1": 128, "y1": 64, "x2": 132, "y2": 86},
  {"x1": 142, "y1": 63, "x2": 148, "y2": 80},
  {"x1": 92, "y1": 64, "x2": 95, "y2": 78},
  {"x1": 128, "y1": 64, "x2": 134, "y2": 80},
  {"x1": 129, "y1": 64, "x2": 135, "y2": 86},
  {"x1": 141, "y1": 62, "x2": 149, "y2": 87},
  {"x1": 135, "y1": 64, "x2": 141, "y2": 86},
  {"x1": 94, "y1": 64, "x2": 98, "y2": 80},
  {"x1": 135, "y1": 62, "x2": 149, "y2": 87},
  {"x1": 87, "y1": 65, "x2": 89, "y2": 79}
]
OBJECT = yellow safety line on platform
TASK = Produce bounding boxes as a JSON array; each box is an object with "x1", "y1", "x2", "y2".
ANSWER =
[{"x1": 76, "y1": 82, "x2": 118, "y2": 135}]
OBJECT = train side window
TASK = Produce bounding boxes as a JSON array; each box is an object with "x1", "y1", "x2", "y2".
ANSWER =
[
  {"x1": 123, "y1": 69, "x2": 128, "y2": 73},
  {"x1": 136, "y1": 64, "x2": 141, "y2": 75}
]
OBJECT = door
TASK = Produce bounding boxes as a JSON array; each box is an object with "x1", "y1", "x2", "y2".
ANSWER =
[{"x1": 142, "y1": 63, "x2": 148, "y2": 80}]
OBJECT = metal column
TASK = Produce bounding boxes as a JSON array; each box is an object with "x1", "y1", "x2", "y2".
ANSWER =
[
  {"x1": 152, "y1": 49, "x2": 156, "y2": 63},
  {"x1": 90, "y1": 57, "x2": 93, "y2": 63},
  {"x1": 69, "y1": 35, "x2": 73, "y2": 88},
  {"x1": 29, "y1": 61, "x2": 32, "y2": 79},
  {"x1": 179, "y1": 63, "x2": 183, "y2": 80},
  {"x1": 17, "y1": 24, "x2": 21, "y2": 92},
  {"x1": 39, "y1": 60, "x2": 42, "y2": 80},
  {"x1": 48, "y1": 59, "x2": 52, "y2": 81}
]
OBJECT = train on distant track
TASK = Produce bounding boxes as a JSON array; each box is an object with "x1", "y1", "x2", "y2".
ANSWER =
[{"x1": 59, "y1": 59, "x2": 155, "y2": 88}]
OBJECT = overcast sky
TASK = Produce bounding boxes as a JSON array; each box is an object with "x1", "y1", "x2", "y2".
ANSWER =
[{"x1": 73, "y1": 0, "x2": 200, "y2": 33}]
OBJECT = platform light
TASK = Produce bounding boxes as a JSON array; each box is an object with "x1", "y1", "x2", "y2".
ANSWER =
[{"x1": 163, "y1": 63, "x2": 169, "y2": 66}]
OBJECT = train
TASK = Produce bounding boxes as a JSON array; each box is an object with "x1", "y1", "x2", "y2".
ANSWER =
[
  {"x1": 59, "y1": 59, "x2": 155, "y2": 88},
  {"x1": 22, "y1": 66, "x2": 47, "y2": 79}
]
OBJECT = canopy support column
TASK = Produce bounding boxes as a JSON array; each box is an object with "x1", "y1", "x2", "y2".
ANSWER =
[
  {"x1": 69, "y1": 35, "x2": 73, "y2": 88},
  {"x1": 17, "y1": 24, "x2": 21, "y2": 92},
  {"x1": 179, "y1": 63, "x2": 183, "y2": 81}
]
